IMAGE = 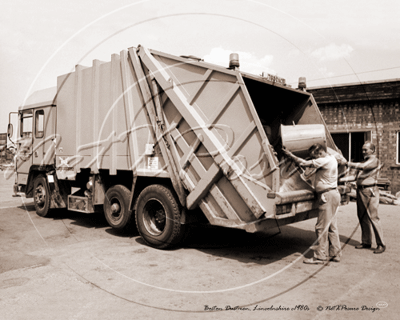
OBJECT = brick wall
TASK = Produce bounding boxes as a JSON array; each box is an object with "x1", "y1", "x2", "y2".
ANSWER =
[{"x1": 309, "y1": 79, "x2": 400, "y2": 194}]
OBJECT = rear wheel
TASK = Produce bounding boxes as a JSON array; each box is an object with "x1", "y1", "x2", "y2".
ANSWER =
[
  {"x1": 33, "y1": 175, "x2": 51, "y2": 217},
  {"x1": 103, "y1": 185, "x2": 133, "y2": 229},
  {"x1": 135, "y1": 184, "x2": 186, "y2": 249}
]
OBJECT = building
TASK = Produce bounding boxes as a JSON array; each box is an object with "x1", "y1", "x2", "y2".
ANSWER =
[{"x1": 308, "y1": 78, "x2": 400, "y2": 193}]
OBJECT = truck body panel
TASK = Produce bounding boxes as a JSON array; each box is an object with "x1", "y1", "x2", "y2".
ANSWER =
[{"x1": 55, "y1": 54, "x2": 168, "y2": 179}]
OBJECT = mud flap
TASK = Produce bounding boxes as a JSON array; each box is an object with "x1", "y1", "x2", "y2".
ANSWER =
[{"x1": 47, "y1": 172, "x2": 67, "y2": 209}]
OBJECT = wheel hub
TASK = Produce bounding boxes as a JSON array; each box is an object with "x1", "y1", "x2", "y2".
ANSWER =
[
  {"x1": 143, "y1": 199, "x2": 167, "y2": 235},
  {"x1": 155, "y1": 209, "x2": 166, "y2": 224},
  {"x1": 111, "y1": 203, "x2": 121, "y2": 217},
  {"x1": 35, "y1": 185, "x2": 45, "y2": 205}
]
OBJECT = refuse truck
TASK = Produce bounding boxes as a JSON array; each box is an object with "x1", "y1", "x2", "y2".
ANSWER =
[{"x1": 8, "y1": 45, "x2": 350, "y2": 249}]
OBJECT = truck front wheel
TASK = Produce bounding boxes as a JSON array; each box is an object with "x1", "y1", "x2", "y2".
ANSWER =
[
  {"x1": 103, "y1": 185, "x2": 133, "y2": 229},
  {"x1": 135, "y1": 184, "x2": 186, "y2": 249},
  {"x1": 33, "y1": 175, "x2": 51, "y2": 217}
]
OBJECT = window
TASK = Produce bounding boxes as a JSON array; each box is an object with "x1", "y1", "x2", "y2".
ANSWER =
[
  {"x1": 21, "y1": 111, "x2": 33, "y2": 138},
  {"x1": 331, "y1": 131, "x2": 371, "y2": 162},
  {"x1": 35, "y1": 110, "x2": 44, "y2": 138}
]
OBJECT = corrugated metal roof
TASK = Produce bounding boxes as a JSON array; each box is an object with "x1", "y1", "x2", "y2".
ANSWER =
[{"x1": 19, "y1": 87, "x2": 57, "y2": 111}]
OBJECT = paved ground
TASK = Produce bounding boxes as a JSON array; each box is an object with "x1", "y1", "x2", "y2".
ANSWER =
[{"x1": 0, "y1": 171, "x2": 399, "y2": 320}]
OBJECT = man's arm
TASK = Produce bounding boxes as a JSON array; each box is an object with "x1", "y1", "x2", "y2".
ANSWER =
[
  {"x1": 281, "y1": 147, "x2": 315, "y2": 167},
  {"x1": 348, "y1": 156, "x2": 379, "y2": 170},
  {"x1": 334, "y1": 153, "x2": 347, "y2": 166}
]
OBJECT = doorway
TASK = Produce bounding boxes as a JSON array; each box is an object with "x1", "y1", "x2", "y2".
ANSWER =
[{"x1": 331, "y1": 131, "x2": 371, "y2": 162}]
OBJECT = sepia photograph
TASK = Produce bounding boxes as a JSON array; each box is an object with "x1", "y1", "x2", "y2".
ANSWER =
[{"x1": 1, "y1": 1, "x2": 399, "y2": 319}]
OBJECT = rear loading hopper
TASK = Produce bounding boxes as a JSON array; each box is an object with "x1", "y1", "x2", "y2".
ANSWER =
[{"x1": 134, "y1": 46, "x2": 343, "y2": 233}]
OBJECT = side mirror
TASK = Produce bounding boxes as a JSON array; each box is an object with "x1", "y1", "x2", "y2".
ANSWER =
[{"x1": 7, "y1": 123, "x2": 13, "y2": 138}]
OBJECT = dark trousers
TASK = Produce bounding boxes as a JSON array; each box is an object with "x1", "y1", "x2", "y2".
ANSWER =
[{"x1": 356, "y1": 186, "x2": 385, "y2": 246}]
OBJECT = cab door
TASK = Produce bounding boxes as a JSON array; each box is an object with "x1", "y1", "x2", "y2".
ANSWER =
[
  {"x1": 32, "y1": 109, "x2": 45, "y2": 166},
  {"x1": 32, "y1": 107, "x2": 55, "y2": 166},
  {"x1": 16, "y1": 110, "x2": 33, "y2": 184}
]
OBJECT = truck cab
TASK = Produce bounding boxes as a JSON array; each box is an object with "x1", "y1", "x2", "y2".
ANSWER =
[{"x1": 12, "y1": 87, "x2": 57, "y2": 197}]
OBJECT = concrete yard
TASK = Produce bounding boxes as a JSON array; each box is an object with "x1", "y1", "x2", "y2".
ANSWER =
[{"x1": 0, "y1": 172, "x2": 398, "y2": 320}]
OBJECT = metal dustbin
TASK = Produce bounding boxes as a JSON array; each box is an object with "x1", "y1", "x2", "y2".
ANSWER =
[{"x1": 281, "y1": 124, "x2": 327, "y2": 158}]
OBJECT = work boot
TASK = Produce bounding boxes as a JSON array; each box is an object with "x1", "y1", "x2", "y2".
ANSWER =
[
  {"x1": 303, "y1": 257, "x2": 325, "y2": 264},
  {"x1": 330, "y1": 256, "x2": 341, "y2": 262},
  {"x1": 355, "y1": 244, "x2": 371, "y2": 249},
  {"x1": 373, "y1": 245, "x2": 386, "y2": 254}
]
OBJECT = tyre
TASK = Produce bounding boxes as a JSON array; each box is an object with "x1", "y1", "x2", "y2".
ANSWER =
[
  {"x1": 103, "y1": 185, "x2": 133, "y2": 229},
  {"x1": 33, "y1": 175, "x2": 51, "y2": 217},
  {"x1": 135, "y1": 184, "x2": 187, "y2": 249}
]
